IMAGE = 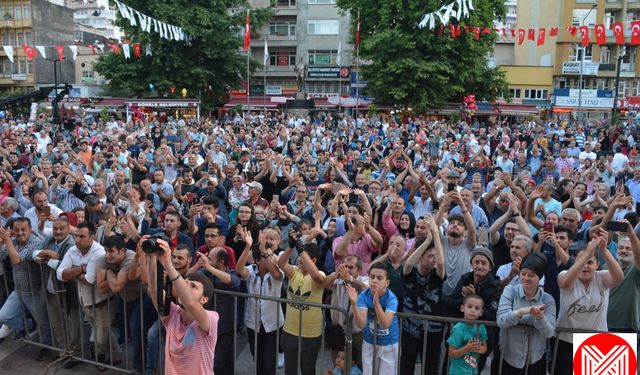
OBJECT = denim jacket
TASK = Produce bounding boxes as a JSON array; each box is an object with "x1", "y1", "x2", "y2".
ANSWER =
[{"x1": 497, "y1": 284, "x2": 556, "y2": 369}]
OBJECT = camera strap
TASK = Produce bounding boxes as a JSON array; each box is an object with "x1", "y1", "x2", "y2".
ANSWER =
[{"x1": 156, "y1": 261, "x2": 173, "y2": 317}]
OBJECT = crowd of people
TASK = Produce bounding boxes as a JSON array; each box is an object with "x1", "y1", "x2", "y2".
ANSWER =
[{"x1": 0, "y1": 111, "x2": 638, "y2": 375}]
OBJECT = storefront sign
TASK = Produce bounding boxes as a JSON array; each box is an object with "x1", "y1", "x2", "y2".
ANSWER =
[
  {"x1": 553, "y1": 88, "x2": 614, "y2": 109},
  {"x1": 266, "y1": 85, "x2": 282, "y2": 95},
  {"x1": 562, "y1": 61, "x2": 599, "y2": 75},
  {"x1": 125, "y1": 100, "x2": 200, "y2": 107},
  {"x1": 308, "y1": 67, "x2": 350, "y2": 78}
]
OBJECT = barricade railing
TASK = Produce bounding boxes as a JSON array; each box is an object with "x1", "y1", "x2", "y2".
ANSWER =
[{"x1": 0, "y1": 263, "x2": 627, "y2": 375}]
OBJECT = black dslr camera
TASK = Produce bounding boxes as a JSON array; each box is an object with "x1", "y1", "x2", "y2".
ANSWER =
[{"x1": 141, "y1": 233, "x2": 170, "y2": 254}]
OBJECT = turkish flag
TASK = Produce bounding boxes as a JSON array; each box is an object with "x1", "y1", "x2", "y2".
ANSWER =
[
  {"x1": 612, "y1": 22, "x2": 624, "y2": 45},
  {"x1": 510, "y1": 29, "x2": 515, "y2": 37},
  {"x1": 473, "y1": 27, "x2": 480, "y2": 39},
  {"x1": 112, "y1": 44, "x2": 121, "y2": 55},
  {"x1": 356, "y1": 14, "x2": 361, "y2": 49},
  {"x1": 133, "y1": 43, "x2": 141, "y2": 59},
  {"x1": 449, "y1": 24, "x2": 460, "y2": 38},
  {"x1": 550, "y1": 27, "x2": 558, "y2": 37},
  {"x1": 595, "y1": 24, "x2": 606, "y2": 45},
  {"x1": 22, "y1": 46, "x2": 37, "y2": 60},
  {"x1": 482, "y1": 27, "x2": 491, "y2": 34},
  {"x1": 579, "y1": 26, "x2": 589, "y2": 47},
  {"x1": 537, "y1": 28, "x2": 546, "y2": 46},
  {"x1": 528, "y1": 28, "x2": 535, "y2": 40},
  {"x1": 518, "y1": 29, "x2": 525, "y2": 45},
  {"x1": 244, "y1": 11, "x2": 250, "y2": 51},
  {"x1": 631, "y1": 21, "x2": 640, "y2": 45},
  {"x1": 566, "y1": 26, "x2": 577, "y2": 36},
  {"x1": 55, "y1": 45, "x2": 64, "y2": 61}
]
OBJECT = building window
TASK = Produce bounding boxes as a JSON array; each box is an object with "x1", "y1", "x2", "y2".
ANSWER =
[
  {"x1": 82, "y1": 70, "x2": 93, "y2": 78},
  {"x1": 1, "y1": 32, "x2": 8, "y2": 46},
  {"x1": 524, "y1": 89, "x2": 547, "y2": 99},
  {"x1": 1, "y1": 59, "x2": 11, "y2": 75},
  {"x1": 308, "y1": 50, "x2": 337, "y2": 65},
  {"x1": 1, "y1": 5, "x2": 11, "y2": 19},
  {"x1": 269, "y1": 51, "x2": 296, "y2": 66},
  {"x1": 9, "y1": 32, "x2": 16, "y2": 46},
  {"x1": 17, "y1": 59, "x2": 25, "y2": 74},
  {"x1": 571, "y1": 44, "x2": 592, "y2": 61},
  {"x1": 308, "y1": 20, "x2": 339, "y2": 35},
  {"x1": 22, "y1": 5, "x2": 29, "y2": 20},
  {"x1": 24, "y1": 32, "x2": 31, "y2": 46},
  {"x1": 572, "y1": 9, "x2": 596, "y2": 27},
  {"x1": 269, "y1": 21, "x2": 296, "y2": 36},
  {"x1": 16, "y1": 32, "x2": 23, "y2": 45},
  {"x1": 599, "y1": 46, "x2": 610, "y2": 63},
  {"x1": 13, "y1": 5, "x2": 21, "y2": 20},
  {"x1": 273, "y1": 0, "x2": 295, "y2": 6},
  {"x1": 512, "y1": 88, "x2": 521, "y2": 98},
  {"x1": 309, "y1": 0, "x2": 336, "y2": 3},
  {"x1": 27, "y1": 59, "x2": 32, "y2": 74}
]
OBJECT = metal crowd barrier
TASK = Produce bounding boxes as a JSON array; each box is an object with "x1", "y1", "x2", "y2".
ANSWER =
[{"x1": 0, "y1": 262, "x2": 629, "y2": 375}]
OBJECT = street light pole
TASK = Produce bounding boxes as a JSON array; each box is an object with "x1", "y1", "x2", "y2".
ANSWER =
[
  {"x1": 612, "y1": 52, "x2": 627, "y2": 122},
  {"x1": 577, "y1": 3, "x2": 597, "y2": 123}
]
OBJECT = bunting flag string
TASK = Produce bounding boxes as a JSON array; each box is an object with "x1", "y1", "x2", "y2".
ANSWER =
[
  {"x1": 430, "y1": 21, "x2": 640, "y2": 48},
  {"x1": 0, "y1": 43, "x2": 154, "y2": 63},
  {"x1": 418, "y1": 0, "x2": 474, "y2": 29},
  {"x1": 114, "y1": 0, "x2": 188, "y2": 41}
]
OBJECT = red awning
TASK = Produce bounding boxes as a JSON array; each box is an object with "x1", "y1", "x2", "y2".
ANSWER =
[{"x1": 93, "y1": 98, "x2": 126, "y2": 107}]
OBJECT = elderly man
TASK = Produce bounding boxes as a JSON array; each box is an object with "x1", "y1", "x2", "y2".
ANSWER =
[
  {"x1": 608, "y1": 225, "x2": 640, "y2": 339},
  {"x1": 32, "y1": 217, "x2": 80, "y2": 368},
  {"x1": 0, "y1": 218, "x2": 54, "y2": 360},
  {"x1": 0, "y1": 197, "x2": 20, "y2": 227}
]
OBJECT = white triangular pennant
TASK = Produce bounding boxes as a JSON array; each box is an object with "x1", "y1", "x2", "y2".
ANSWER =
[
  {"x1": 125, "y1": 5, "x2": 137, "y2": 26},
  {"x1": 136, "y1": 11, "x2": 150, "y2": 32},
  {"x1": 68, "y1": 45, "x2": 78, "y2": 60},
  {"x1": 122, "y1": 43, "x2": 131, "y2": 58},
  {"x1": 161, "y1": 23, "x2": 168, "y2": 39},
  {"x1": 35, "y1": 45, "x2": 46, "y2": 58},
  {"x1": 3, "y1": 46, "x2": 13, "y2": 63},
  {"x1": 145, "y1": 44, "x2": 152, "y2": 56},
  {"x1": 170, "y1": 25, "x2": 180, "y2": 41}
]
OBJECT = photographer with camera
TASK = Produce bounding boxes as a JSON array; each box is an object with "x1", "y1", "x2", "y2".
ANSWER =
[
  {"x1": 141, "y1": 202, "x2": 194, "y2": 259},
  {"x1": 144, "y1": 236, "x2": 219, "y2": 375}
]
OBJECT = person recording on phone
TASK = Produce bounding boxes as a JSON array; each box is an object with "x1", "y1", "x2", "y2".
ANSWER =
[
  {"x1": 143, "y1": 236, "x2": 219, "y2": 375},
  {"x1": 189, "y1": 196, "x2": 229, "y2": 249}
]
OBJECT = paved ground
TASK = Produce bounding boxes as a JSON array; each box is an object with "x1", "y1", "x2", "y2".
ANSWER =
[{"x1": 0, "y1": 333, "x2": 492, "y2": 374}]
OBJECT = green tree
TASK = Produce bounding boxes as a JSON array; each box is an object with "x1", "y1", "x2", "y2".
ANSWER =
[
  {"x1": 336, "y1": 0, "x2": 507, "y2": 111},
  {"x1": 93, "y1": 1, "x2": 270, "y2": 109}
]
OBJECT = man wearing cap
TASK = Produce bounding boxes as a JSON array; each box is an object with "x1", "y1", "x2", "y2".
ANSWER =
[{"x1": 244, "y1": 181, "x2": 269, "y2": 221}]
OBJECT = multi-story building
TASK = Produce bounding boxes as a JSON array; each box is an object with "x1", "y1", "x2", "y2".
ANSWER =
[
  {"x1": 230, "y1": 0, "x2": 354, "y2": 109},
  {"x1": 551, "y1": 0, "x2": 640, "y2": 119},
  {"x1": 0, "y1": 0, "x2": 75, "y2": 89}
]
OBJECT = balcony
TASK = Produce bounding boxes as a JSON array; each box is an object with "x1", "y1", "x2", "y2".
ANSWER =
[
  {"x1": 0, "y1": 18, "x2": 32, "y2": 28},
  {"x1": 0, "y1": 19, "x2": 14, "y2": 28}
]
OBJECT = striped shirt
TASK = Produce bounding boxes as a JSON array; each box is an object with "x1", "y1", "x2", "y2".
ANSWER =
[
  {"x1": 50, "y1": 186, "x2": 85, "y2": 212},
  {"x1": 0, "y1": 235, "x2": 43, "y2": 294}
]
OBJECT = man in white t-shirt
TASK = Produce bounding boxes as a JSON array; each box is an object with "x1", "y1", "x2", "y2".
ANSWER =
[{"x1": 578, "y1": 143, "x2": 597, "y2": 169}]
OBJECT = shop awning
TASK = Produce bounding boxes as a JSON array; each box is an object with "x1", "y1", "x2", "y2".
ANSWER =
[
  {"x1": 223, "y1": 97, "x2": 279, "y2": 108},
  {"x1": 125, "y1": 99, "x2": 201, "y2": 108}
]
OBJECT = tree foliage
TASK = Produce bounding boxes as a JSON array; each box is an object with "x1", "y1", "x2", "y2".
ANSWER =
[
  {"x1": 93, "y1": 1, "x2": 270, "y2": 109},
  {"x1": 336, "y1": 0, "x2": 507, "y2": 111}
]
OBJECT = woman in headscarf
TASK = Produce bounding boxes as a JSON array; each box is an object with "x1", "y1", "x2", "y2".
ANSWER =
[{"x1": 497, "y1": 252, "x2": 556, "y2": 375}]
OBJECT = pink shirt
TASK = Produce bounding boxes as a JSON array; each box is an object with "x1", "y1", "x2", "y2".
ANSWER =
[
  {"x1": 332, "y1": 233, "x2": 375, "y2": 275},
  {"x1": 163, "y1": 303, "x2": 219, "y2": 375}
]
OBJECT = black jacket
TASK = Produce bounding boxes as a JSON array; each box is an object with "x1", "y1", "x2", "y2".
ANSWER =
[{"x1": 444, "y1": 271, "x2": 501, "y2": 321}]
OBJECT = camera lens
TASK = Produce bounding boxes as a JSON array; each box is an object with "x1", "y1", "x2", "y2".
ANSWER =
[{"x1": 141, "y1": 239, "x2": 157, "y2": 254}]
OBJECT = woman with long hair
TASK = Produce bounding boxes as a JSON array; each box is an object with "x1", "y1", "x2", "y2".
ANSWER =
[{"x1": 227, "y1": 202, "x2": 261, "y2": 260}]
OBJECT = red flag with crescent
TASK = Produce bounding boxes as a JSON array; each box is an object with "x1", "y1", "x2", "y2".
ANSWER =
[
  {"x1": 612, "y1": 22, "x2": 624, "y2": 45},
  {"x1": 631, "y1": 21, "x2": 640, "y2": 45},
  {"x1": 579, "y1": 26, "x2": 589, "y2": 47},
  {"x1": 22, "y1": 46, "x2": 37, "y2": 60},
  {"x1": 55, "y1": 45, "x2": 64, "y2": 61},
  {"x1": 595, "y1": 24, "x2": 606, "y2": 45},
  {"x1": 518, "y1": 29, "x2": 525, "y2": 45}
]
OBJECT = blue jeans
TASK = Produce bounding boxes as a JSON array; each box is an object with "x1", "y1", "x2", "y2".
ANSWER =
[
  {"x1": 124, "y1": 295, "x2": 156, "y2": 372},
  {"x1": 0, "y1": 290, "x2": 52, "y2": 345},
  {"x1": 145, "y1": 319, "x2": 165, "y2": 374}
]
